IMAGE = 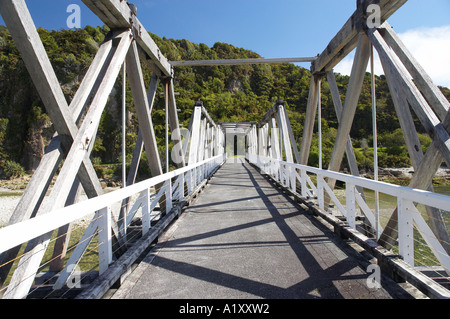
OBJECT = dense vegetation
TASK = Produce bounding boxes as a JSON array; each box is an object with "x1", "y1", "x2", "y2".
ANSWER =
[{"x1": 0, "y1": 25, "x2": 449, "y2": 180}]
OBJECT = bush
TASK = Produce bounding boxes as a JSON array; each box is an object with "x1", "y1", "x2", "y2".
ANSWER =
[{"x1": 2, "y1": 160, "x2": 25, "y2": 179}]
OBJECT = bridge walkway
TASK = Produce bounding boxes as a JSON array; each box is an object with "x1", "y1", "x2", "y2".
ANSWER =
[{"x1": 111, "y1": 158, "x2": 413, "y2": 299}]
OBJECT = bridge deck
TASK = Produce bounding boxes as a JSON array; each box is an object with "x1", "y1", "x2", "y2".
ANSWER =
[{"x1": 112, "y1": 158, "x2": 412, "y2": 299}]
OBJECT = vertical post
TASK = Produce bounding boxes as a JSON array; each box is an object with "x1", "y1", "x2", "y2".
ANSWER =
[
  {"x1": 166, "y1": 179, "x2": 172, "y2": 215},
  {"x1": 301, "y1": 169, "x2": 308, "y2": 198},
  {"x1": 98, "y1": 206, "x2": 112, "y2": 275},
  {"x1": 299, "y1": 76, "x2": 319, "y2": 164},
  {"x1": 317, "y1": 175, "x2": 325, "y2": 210},
  {"x1": 327, "y1": 34, "x2": 371, "y2": 182},
  {"x1": 141, "y1": 188, "x2": 151, "y2": 235},
  {"x1": 370, "y1": 44, "x2": 380, "y2": 240},
  {"x1": 122, "y1": 61, "x2": 127, "y2": 188},
  {"x1": 318, "y1": 79, "x2": 322, "y2": 169},
  {"x1": 346, "y1": 182, "x2": 356, "y2": 229},
  {"x1": 398, "y1": 197, "x2": 414, "y2": 266},
  {"x1": 165, "y1": 81, "x2": 169, "y2": 173},
  {"x1": 179, "y1": 173, "x2": 185, "y2": 200},
  {"x1": 290, "y1": 166, "x2": 296, "y2": 193}
]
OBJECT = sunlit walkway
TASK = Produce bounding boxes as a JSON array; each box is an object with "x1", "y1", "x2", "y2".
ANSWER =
[{"x1": 113, "y1": 158, "x2": 412, "y2": 299}]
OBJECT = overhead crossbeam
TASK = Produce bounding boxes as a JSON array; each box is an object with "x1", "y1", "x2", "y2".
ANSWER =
[
  {"x1": 170, "y1": 57, "x2": 317, "y2": 67},
  {"x1": 311, "y1": 0, "x2": 407, "y2": 75},
  {"x1": 81, "y1": 0, "x2": 172, "y2": 77}
]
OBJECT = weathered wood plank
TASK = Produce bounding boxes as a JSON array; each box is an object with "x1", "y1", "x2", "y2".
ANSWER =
[
  {"x1": 0, "y1": 136, "x2": 62, "y2": 284},
  {"x1": 126, "y1": 41, "x2": 163, "y2": 176},
  {"x1": 327, "y1": 35, "x2": 371, "y2": 176},
  {"x1": 166, "y1": 78, "x2": 186, "y2": 167},
  {"x1": 326, "y1": 71, "x2": 361, "y2": 179},
  {"x1": 277, "y1": 104, "x2": 294, "y2": 163},
  {"x1": 187, "y1": 107, "x2": 202, "y2": 165},
  {"x1": 368, "y1": 28, "x2": 450, "y2": 168},
  {"x1": 324, "y1": 35, "x2": 371, "y2": 209},
  {"x1": 299, "y1": 76, "x2": 319, "y2": 165},
  {"x1": 170, "y1": 57, "x2": 316, "y2": 67},
  {"x1": 311, "y1": 0, "x2": 407, "y2": 74},
  {"x1": 380, "y1": 21, "x2": 449, "y2": 121},
  {"x1": 118, "y1": 73, "x2": 160, "y2": 242},
  {"x1": 3, "y1": 30, "x2": 132, "y2": 299},
  {"x1": 0, "y1": 1, "x2": 117, "y2": 285},
  {"x1": 281, "y1": 104, "x2": 300, "y2": 164},
  {"x1": 81, "y1": 0, "x2": 172, "y2": 76}
]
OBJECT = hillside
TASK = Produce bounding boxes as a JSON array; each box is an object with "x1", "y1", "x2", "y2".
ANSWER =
[{"x1": 0, "y1": 25, "x2": 449, "y2": 180}]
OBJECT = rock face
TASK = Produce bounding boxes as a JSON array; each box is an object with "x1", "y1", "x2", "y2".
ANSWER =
[
  {"x1": 228, "y1": 79, "x2": 244, "y2": 93},
  {"x1": 22, "y1": 113, "x2": 52, "y2": 171}
]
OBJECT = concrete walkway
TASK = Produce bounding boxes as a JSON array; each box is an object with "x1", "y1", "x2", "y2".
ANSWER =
[{"x1": 113, "y1": 158, "x2": 412, "y2": 299}]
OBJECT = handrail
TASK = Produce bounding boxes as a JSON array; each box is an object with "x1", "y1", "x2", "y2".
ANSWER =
[
  {"x1": 0, "y1": 154, "x2": 226, "y2": 254},
  {"x1": 247, "y1": 153, "x2": 450, "y2": 274},
  {"x1": 250, "y1": 155, "x2": 450, "y2": 211}
]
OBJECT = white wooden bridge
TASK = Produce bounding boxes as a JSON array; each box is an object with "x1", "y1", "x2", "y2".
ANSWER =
[{"x1": 0, "y1": 0, "x2": 449, "y2": 299}]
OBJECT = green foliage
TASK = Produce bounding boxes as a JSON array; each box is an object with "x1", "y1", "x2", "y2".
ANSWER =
[
  {"x1": 1, "y1": 160, "x2": 25, "y2": 179},
  {"x1": 0, "y1": 118, "x2": 8, "y2": 163},
  {"x1": 0, "y1": 24, "x2": 449, "y2": 180}
]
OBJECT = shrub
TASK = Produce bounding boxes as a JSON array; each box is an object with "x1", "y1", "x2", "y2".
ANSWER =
[{"x1": 2, "y1": 160, "x2": 25, "y2": 179}]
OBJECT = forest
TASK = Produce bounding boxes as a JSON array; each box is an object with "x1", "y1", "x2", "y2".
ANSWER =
[{"x1": 0, "y1": 25, "x2": 449, "y2": 181}]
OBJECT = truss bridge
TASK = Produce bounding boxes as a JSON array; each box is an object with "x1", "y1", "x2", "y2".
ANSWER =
[{"x1": 0, "y1": 0, "x2": 449, "y2": 300}]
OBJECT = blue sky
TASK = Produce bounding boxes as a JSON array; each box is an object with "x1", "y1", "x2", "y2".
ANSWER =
[{"x1": 1, "y1": 0, "x2": 450, "y2": 86}]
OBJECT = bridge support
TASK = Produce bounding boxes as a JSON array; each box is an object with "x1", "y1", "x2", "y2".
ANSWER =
[{"x1": 0, "y1": 0, "x2": 187, "y2": 299}]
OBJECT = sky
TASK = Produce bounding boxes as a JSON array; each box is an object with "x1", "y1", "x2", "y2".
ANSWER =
[{"x1": 1, "y1": 0, "x2": 449, "y2": 87}]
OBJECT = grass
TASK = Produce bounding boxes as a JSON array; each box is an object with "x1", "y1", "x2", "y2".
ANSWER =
[
  {"x1": 0, "y1": 191, "x2": 23, "y2": 197},
  {"x1": 2, "y1": 223, "x2": 100, "y2": 291}
]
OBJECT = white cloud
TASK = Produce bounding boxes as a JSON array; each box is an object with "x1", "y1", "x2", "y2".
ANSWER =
[{"x1": 334, "y1": 25, "x2": 450, "y2": 88}]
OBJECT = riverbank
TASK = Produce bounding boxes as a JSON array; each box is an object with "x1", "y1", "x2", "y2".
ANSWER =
[{"x1": 358, "y1": 166, "x2": 450, "y2": 186}]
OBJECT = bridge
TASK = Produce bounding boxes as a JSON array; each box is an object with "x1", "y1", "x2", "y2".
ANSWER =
[{"x1": 0, "y1": 0, "x2": 449, "y2": 300}]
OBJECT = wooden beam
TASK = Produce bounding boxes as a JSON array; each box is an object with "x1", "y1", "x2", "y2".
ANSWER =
[
  {"x1": 0, "y1": 1, "x2": 118, "y2": 285},
  {"x1": 48, "y1": 178, "x2": 82, "y2": 272},
  {"x1": 257, "y1": 105, "x2": 277, "y2": 128},
  {"x1": 277, "y1": 104, "x2": 294, "y2": 163},
  {"x1": 3, "y1": 30, "x2": 132, "y2": 299},
  {"x1": 380, "y1": 21, "x2": 449, "y2": 121},
  {"x1": 170, "y1": 57, "x2": 317, "y2": 67},
  {"x1": 326, "y1": 70, "x2": 361, "y2": 179},
  {"x1": 378, "y1": 61, "x2": 450, "y2": 252},
  {"x1": 374, "y1": 20, "x2": 450, "y2": 251},
  {"x1": 0, "y1": 136, "x2": 62, "y2": 284},
  {"x1": 81, "y1": 0, "x2": 172, "y2": 77},
  {"x1": 118, "y1": 72, "x2": 159, "y2": 241},
  {"x1": 126, "y1": 41, "x2": 163, "y2": 176},
  {"x1": 311, "y1": 0, "x2": 407, "y2": 74},
  {"x1": 126, "y1": 73, "x2": 159, "y2": 185},
  {"x1": 0, "y1": 0, "x2": 114, "y2": 199},
  {"x1": 187, "y1": 107, "x2": 203, "y2": 165},
  {"x1": 368, "y1": 28, "x2": 450, "y2": 168},
  {"x1": 270, "y1": 118, "x2": 281, "y2": 160},
  {"x1": 166, "y1": 78, "x2": 186, "y2": 167},
  {"x1": 327, "y1": 35, "x2": 371, "y2": 177},
  {"x1": 281, "y1": 104, "x2": 301, "y2": 164},
  {"x1": 299, "y1": 76, "x2": 320, "y2": 165}
]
